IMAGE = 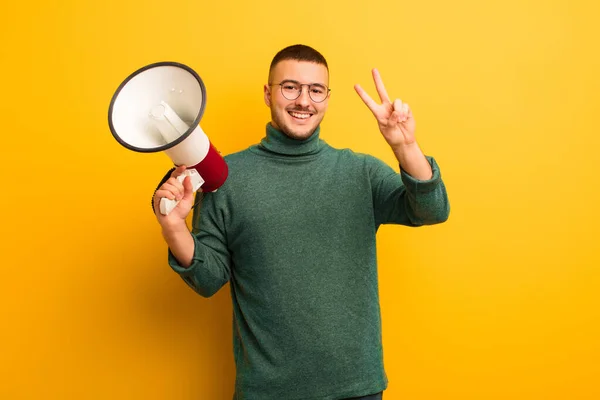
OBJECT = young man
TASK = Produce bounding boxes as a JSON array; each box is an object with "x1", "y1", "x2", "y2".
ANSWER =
[{"x1": 153, "y1": 44, "x2": 450, "y2": 400}]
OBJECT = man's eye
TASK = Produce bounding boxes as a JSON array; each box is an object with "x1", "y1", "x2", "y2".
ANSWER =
[
  {"x1": 283, "y1": 85, "x2": 297, "y2": 90},
  {"x1": 311, "y1": 87, "x2": 324, "y2": 94}
]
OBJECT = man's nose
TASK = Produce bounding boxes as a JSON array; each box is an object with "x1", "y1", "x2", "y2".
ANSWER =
[{"x1": 295, "y1": 85, "x2": 311, "y2": 106}]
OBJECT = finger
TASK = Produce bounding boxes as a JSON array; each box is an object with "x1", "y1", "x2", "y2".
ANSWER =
[
  {"x1": 154, "y1": 190, "x2": 180, "y2": 216},
  {"x1": 354, "y1": 84, "x2": 379, "y2": 114},
  {"x1": 402, "y1": 102, "x2": 410, "y2": 117},
  {"x1": 159, "y1": 182, "x2": 181, "y2": 198},
  {"x1": 166, "y1": 176, "x2": 185, "y2": 189},
  {"x1": 372, "y1": 69, "x2": 391, "y2": 104},
  {"x1": 154, "y1": 189, "x2": 177, "y2": 205},
  {"x1": 171, "y1": 165, "x2": 187, "y2": 178},
  {"x1": 161, "y1": 182, "x2": 183, "y2": 200},
  {"x1": 393, "y1": 99, "x2": 403, "y2": 111},
  {"x1": 166, "y1": 178, "x2": 185, "y2": 196},
  {"x1": 393, "y1": 99, "x2": 406, "y2": 121},
  {"x1": 402, "y1": 103, "x2": 412, "y2": 123},
  {"x1": 389, "y1": 110, "x2": 402, "y2": 125}
]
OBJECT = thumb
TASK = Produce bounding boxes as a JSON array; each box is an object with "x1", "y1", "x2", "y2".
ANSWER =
[{"x1": 182, "y1": 176, "x2": 195, "y2": 202}]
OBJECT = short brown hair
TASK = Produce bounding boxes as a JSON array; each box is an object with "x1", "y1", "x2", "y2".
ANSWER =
[{"x1": 269, "y1": 44, "x2": 329, "y2": 81}]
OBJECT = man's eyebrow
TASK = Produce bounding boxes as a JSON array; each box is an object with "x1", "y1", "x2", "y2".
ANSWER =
[{"x1": 280, "y1": 79, "x2": 327, "y2": 87}]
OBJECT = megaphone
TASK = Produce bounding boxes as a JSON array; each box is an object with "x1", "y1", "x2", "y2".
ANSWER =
[{"x1": 108, "y1": 61, "x2": 228, "y2": 215}]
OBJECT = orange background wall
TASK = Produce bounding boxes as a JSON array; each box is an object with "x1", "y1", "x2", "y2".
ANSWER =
[{"x1": 1, "y1": 0, "x2": 599, "y2": 399}]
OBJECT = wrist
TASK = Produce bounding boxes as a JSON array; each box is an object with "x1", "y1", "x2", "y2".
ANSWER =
[
  {"x1": 391, "y1": 142, "x2": 433, "y2": 180},
  {"x1": 391, "y1": 141, "x2": 420, "y2": 160},
  {"x1": 160, "y1": 219, "x2": 189, "y2": 237}
]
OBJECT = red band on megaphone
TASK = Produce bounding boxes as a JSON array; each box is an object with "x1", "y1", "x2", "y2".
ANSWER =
[{"x1": 190, "y1": 143, "x2": 229, "y2": 192}]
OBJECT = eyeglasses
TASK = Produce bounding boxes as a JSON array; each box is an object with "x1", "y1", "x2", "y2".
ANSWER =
[{"x1": 270, "y1": 80, "x2": 331, "y2": 103}]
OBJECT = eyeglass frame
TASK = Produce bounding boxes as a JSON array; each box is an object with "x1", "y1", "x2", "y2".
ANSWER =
[{"x1": 269, "y1": 80, "x2": 331, "y2": 103}]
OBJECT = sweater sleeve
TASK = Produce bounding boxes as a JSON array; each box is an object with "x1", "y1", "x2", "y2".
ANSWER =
[
  {"x1": 369, "y1": 155, "x2": 450, "y2": 227},
  {"x1": 167, "y1": 191, "x2": 232, "y2": 297}
]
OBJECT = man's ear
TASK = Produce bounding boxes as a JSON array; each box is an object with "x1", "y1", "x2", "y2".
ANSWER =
[{"x1": 264, "y1": 84, "x2": 272, "y2": 107}]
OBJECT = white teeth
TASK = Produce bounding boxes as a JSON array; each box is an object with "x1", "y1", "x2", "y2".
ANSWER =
[{"x1": 290, "y1": 112, "x2": 310, "y2": 119}]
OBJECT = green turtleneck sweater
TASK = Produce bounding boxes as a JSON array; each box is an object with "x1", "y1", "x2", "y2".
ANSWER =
[{"x1": 168, "y1": 124, "x2": 449, "y2": 400}]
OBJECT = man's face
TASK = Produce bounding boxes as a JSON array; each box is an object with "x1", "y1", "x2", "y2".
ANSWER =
[{"x1": 264, "y1": 60, "x2": 330, "y2": 140}]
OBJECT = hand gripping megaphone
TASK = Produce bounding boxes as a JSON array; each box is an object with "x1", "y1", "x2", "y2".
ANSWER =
[{"x1": 108, "y1": 62, "x2": 228, "y2": 215}]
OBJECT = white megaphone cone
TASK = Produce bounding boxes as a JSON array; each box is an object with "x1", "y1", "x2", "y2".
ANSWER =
[{"x1": 108, "y1": 62, "x2": 228, "y2": 215}]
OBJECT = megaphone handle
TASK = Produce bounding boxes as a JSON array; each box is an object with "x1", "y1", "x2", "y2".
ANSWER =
[
  {"x1": 159, "y1": 197, "x2": 179, "y2": 216},
  {"x1": 159, "y1": 169, "x2": 205, "y2": 215}
]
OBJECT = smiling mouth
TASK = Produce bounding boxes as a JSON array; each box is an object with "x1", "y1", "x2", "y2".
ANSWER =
[{"x1": 288, "y1": 111, "x2": 313, "y2": 120}]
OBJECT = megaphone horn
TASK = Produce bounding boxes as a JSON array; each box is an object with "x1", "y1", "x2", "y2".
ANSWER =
[{"x1": 108, "y1": 61, "x2": 228, "y2": 215}]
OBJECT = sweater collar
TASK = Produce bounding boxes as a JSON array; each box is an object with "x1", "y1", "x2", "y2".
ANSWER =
[{"x1": 259, "y1": 123, "x2": 323, "y2": 156}]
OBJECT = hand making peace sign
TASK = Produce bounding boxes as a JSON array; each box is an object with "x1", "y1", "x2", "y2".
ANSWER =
[{"x1": 354, "y1": 69, "x2": 416, "y2": 150}]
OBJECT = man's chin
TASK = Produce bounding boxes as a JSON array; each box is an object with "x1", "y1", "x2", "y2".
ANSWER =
[{"x1": 282, "y1": 127, "x2": 316, "y2": 140}]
